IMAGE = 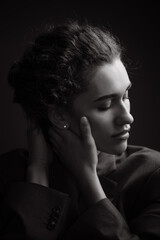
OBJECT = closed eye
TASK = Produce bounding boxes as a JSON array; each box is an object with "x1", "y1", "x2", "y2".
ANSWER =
[{"x1": 97, "y1": 99, "x2": 112, "y2": 111}]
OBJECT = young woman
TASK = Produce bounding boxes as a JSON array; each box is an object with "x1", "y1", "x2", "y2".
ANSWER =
[{"x1": 1, "y1": 20, "x2": 160, "y2": 239}]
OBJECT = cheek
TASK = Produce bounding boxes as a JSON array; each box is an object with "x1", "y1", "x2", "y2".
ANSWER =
[
  {"x1": 86, "y1": 111, "x2": 114, "y2": 138},
  {"x1": 68, "y1": 116, "x2": 81, "y2": 135},
  {"x1": 68, "y1": 109, "x2": 87, "y2": 136},
  {"x1": 87, "y1": 113, "x2": 115, "y2": 152},
  {"x1": 70, "y1": 107, "x2": 115, "y2": 139}
]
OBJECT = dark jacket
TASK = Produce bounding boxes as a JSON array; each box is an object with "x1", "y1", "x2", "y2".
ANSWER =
[{"x1": 0, "y1": 145, "x2": 160, "y2": 239}]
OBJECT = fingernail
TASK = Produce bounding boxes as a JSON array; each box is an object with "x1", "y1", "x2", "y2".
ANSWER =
[{"x1": 80, "y1": 116, "x2": 87, "y2": 125}]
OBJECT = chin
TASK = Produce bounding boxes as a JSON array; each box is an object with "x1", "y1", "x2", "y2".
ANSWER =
[{"x1": 98, "y1": 140, "x2": 128, "y2": 156}]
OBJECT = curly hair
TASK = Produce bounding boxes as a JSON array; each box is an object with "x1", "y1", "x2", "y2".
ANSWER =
[{"x1": 8, "y1": 20, "x2": 122, "y2": 132}]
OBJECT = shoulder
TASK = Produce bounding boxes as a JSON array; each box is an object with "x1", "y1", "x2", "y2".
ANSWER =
[
  {"x1": 0, "y1": 148, "x2": 28, "y2": 187},
  {"x1": 124, "y1": 145, "x2": 160, "y2": 176},
  {"x1": 127, "y1": 145, "x2": 160, "y2": 166},
  {"x1": 125, "y1": 145, "x2": 160, "y2": 203},
  {"x1": 115, "y1": 145, "x2": 160, "y2": 183}
]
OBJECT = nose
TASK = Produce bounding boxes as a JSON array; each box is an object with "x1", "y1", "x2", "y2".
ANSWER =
[{"x1": 115, "y1": 102, "x2": 134, "y2": 126}]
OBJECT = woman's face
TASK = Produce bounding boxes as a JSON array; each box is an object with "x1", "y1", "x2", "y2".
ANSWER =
[{"x1": 68, "y1": 58, "x2": 134, "y2": 155}]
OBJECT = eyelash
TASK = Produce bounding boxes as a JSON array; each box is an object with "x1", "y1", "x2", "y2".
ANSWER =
[
  {"x1": 97, "y1": 91, "x2": 130, "y2": 111},
  {"x1": 97, "y1": 100, "x2": 112, "y2": 111},
  {"x1": 97, "y1": 106, "x2": 110, "y2": 111}
]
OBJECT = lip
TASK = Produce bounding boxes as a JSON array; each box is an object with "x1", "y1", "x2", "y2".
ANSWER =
[{"x1": 112, "y1": 130, "x2": 130, "y2": 140}]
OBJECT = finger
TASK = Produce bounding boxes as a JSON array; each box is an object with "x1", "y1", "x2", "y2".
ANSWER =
[
  {"x1": 80, "y1": 116, "x2": 93, "y2": 143},
  {"x1": 51, "y1": 124, "x2": 80, "y2": 143},
  {"x1": 50, "y1": 125, "x2": 63, "y2": 137},
  {"x1": 48, "y1": 126, "x2": 71, "y2": 156},
  {"x1": 51, "y1": 140, "x2": 60, "y2": 157},
  {"x1": 48, "y1": 131, "x2": 61, "y2": 155},
  {"x1": 48, "y1": 126, "x2": 63, "y2": 140},
  {"x1": 27, "y1": 120, "x2": 41, "y2": 140},
  {"x1": 27, "y1": 118, "x2": 37, "y2": 131},
  {"x1": 48, "y1": 128, "x2": 62, "y2": 147}
]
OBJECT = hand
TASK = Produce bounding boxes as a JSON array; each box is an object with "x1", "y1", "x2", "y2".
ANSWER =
[
  {"x1": 49, "y1": 116, "x2": 106, "y2": 206},
  {"x1": 49, "y1": 116, "x2": 98, "y2": 179},
  {"x1": 26, "y1": 119, "x2": 51, "y2": 186}
]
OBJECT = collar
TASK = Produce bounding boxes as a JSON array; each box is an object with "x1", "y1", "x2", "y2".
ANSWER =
[
  {"x1": 50, "y1": 150, "x2": 127, "y2": 208},
  {"x1": 97, "y1": 151, "x2": 126, "y2": 176},
  {"x1": 97, "y1": 151, "x2": 127, "y2": 202}
]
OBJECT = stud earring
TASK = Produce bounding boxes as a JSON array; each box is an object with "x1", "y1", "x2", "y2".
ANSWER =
[{"x1": 63, "y1": 123, "x2": 69, "y2": 129}]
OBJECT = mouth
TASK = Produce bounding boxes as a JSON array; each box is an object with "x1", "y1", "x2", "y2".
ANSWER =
[{"x1": 112, "y1": 130, "x2": 130, "y2": 140}]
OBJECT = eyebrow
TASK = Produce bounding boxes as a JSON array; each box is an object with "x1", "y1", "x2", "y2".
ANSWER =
[{"x1": 93, "y1": 82, "x2": 132, "y2": 102}]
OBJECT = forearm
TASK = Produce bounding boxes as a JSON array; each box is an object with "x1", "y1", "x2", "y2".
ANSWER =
[{"x1": 77, "y1": 168, "x2": 106, "y2": 207}]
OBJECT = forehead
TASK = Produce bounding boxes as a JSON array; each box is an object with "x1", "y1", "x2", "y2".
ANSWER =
[
  {"x1": 88, "y1": 59, "x2": 130, "y2": 98},
  {"x1": 73, "y1": 59, "x2": 130, "y2": 108}
]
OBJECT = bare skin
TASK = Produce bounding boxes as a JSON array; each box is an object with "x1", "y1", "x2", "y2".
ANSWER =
[
  {"x1": 26, "y1": 59, "x2": 134, "y2": 207},
  {"x1": 26, "y1": 116, "x2": 106, "y2": 206},
  {"x1": 26, "y1": 120, "x2": 50, "y2": 187}
]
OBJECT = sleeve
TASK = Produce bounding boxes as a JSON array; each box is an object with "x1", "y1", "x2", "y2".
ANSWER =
[
  {"x1": 1, "y1": 150, "x2": 160, "y2": 240},
  {"x1": 63, "y1": 198, "x2": 140, "y2": 240},
  {"x1": 63, "y1": 168, "x2": 160, "y2": 240},
  {"x1": 0, "y1": 182, "x2": 139, "y2": 240},
  {"x1": 130, "y1": 168, "x2": 160, "y2": 238},
  {"x1": 0, "y1": 182, "x2": 71, "y2": 240}
]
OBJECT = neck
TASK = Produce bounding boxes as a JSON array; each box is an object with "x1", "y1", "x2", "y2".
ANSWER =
[{"x1": 97, "y1": 152, "x2": 116, "y2": 176}]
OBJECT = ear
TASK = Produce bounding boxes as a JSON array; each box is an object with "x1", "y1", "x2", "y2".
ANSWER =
[{"x1": 48, "y1": 106, "x2": 70, "y2": 129}]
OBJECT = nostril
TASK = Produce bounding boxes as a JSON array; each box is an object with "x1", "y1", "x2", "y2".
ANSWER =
[{"x1": 124, "y1": 124, "x2": 131, "y2": 131}]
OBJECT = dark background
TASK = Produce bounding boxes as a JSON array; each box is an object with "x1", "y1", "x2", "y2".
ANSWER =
[{"x1": 0, "y1": 0, "x2": 160, "y2": 154}]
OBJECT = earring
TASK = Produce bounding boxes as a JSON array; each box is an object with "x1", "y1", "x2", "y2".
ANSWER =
[{"x1": 63, "y1": 123, "x2": 69, "y2": 129}]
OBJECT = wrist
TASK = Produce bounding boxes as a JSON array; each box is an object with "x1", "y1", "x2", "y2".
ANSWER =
[
  {"x1": 26, "y1": 163, "x2": 49, "y2": 187},
  {"x1": 77, "y1": 168, "x2": 106, "y2": 206}
]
